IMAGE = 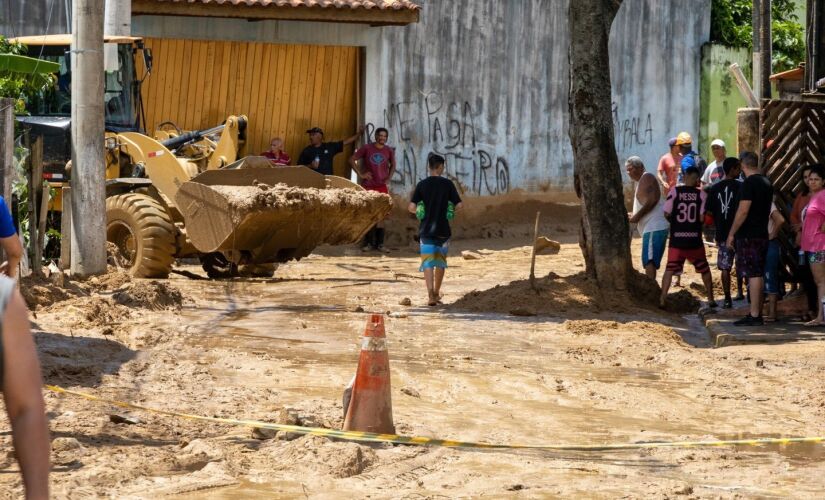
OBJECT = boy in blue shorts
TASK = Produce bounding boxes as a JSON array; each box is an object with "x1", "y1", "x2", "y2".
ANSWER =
[{"x1": 408, "y1": 154, "x2": 463, "y2": 306}]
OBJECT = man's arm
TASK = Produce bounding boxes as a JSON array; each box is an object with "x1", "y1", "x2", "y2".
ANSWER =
[
  {"x1": 0, "y1": 235, "x2": 22, "y2": 279},
  {"x1": 726, "y1": 200, "x2": 752, "y2": 248},
  {"x1": 769, "y1": 209, "x2": 786, "y2": 240},
  {"x1": 407, "y1": 202, "x2": 417, "y2": 214},
  {"x1": 297, "y1": 148, "x2": 316, "y2": 169},
  {"x1": 628, "y1": 174, "x2": 660, "y2": 224},
  {"x1": 348, "y1": 149, "x2": 371, "y2": 180},
  {"x1": 342, "y1": 125, "x2": 366, "y2": 146},
  {"x1": 3, "y1": 291, "x2": 50, "y2": 499}
]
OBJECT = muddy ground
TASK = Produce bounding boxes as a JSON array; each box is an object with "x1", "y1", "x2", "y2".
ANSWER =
[{"x1": 2, "y1": 203, "x2": 825, "y2": 498}]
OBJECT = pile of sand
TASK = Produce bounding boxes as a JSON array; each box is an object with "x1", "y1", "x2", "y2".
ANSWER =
[
  {"x1": 20, "y1": 274, "x2": 90, "y2": 310},
  {"x1": 563, "y1": 319, "x2": 688, "y2": 346},
  {"x1": 112, "y1": 281, "x2": 184, "y2": 310},
  {"x1": 449, "y1": 271, "x2": 699, "y2": 318}
]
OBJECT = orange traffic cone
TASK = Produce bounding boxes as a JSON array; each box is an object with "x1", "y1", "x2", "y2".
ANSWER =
[{"x1": 343, "y1": 314, "x2": 395, "y2": 434}]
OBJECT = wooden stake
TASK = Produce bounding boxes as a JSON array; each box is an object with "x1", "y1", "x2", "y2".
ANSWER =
[
  {"x1": 29, "y1": 135, "x2": 43, "y2": 277},
  {"x1": 37, "y1": 181, "x2": 50, "y2": 271},
  {"x1": 529, "y1": 211, "x2": 540, "y2": 291}
]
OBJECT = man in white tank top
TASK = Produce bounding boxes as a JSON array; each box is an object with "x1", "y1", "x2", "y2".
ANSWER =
[{"x1": 626, "y1": 157, "x2": 670, "y2": 280}]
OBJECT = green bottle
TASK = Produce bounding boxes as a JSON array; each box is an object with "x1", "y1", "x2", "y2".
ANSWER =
[
  {"x1": 416, "y1": 201, "x2": 425, "y2": 220},
  {"x1": 446, "y1": 201, "x2": 455, "y2": 221}
]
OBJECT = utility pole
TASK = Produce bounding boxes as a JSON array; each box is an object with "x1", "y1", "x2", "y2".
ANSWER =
[
  {"x1": 752, "y1": 0, "x2": 763, "y2": 100},
  {"x1": 71, "y1": 0, "x2": 107, "y2": 276},
  {"x1": 104, "y1": 0, "x2": 131, "y2": 36},
  {"x1": 759, "y1": 0, "x2": 772, "y2": 100}
]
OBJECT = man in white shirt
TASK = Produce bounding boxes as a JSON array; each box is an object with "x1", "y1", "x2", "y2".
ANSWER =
[{"x1": 701, "y1": 139, "x2": 727, "y2": 188}]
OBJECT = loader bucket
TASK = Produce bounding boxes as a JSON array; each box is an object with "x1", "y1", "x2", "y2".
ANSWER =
[{"x1": 173, "y1": 165, "x2": 393, "y2": 263}]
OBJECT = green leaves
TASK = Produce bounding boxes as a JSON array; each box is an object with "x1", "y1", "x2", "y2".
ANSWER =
[
  {"x1": 0, "y1": 36, "x2": 59, "y2": 114},
  {"x1": 710, "y1": 0, "x2": 805, "y2": 72}
]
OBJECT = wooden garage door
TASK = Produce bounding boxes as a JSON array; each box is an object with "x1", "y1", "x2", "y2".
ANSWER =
[{"x1": 140, "y1": 38, "x2": 360, "y2": 177}]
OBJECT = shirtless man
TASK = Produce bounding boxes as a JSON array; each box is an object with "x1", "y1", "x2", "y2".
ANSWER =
[{"x1": 626, "y1": 157, "x2": 669, "y2": 280}]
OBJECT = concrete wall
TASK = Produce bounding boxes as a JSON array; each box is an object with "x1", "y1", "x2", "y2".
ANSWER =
[
  {"x1": 134, "y1": 0, "x2": 710, "y2": 197},
  {"x1": 699, "y1": 44, "x2": 751, "y2": 157}
]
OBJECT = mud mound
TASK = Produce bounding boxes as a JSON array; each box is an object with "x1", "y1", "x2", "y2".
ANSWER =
[
  {"x1": 76, "y1": 296, "x2": 131, "y2": 327},
  {"x1": 106, "y1": 241, "x2": 130, "y2": 269},
  {"x1": 84, "y1": 271, "x2": 132, "y2": 292},
  {"x1": 20, "y1": 274, "x2": 90, "y2": 310},
  {"x1": 664, "y1": 289, "x2": 701, "y2": 314},
  {"x1": 264, "y1": 435, "x2": 376, "y2": 478},
  {"x1": 449, "y1": 271, "x2": 692, "y2": 318},
  {"x1": 563, "y1": 319, "x2": 687, "y2": 346},
  {"x1": 112, "y1": 281, "x2": 183, "y2": 310}
]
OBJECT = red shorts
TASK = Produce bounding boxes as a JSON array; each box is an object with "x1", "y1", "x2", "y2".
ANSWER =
[
  {"x1": 666, "y1": 247, "x2": 710, "y2": 274},
  {"x1": 365, "y1": 184, "x2": 389, "y2": 194}
]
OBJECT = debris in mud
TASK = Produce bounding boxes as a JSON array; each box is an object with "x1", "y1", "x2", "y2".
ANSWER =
[
  {"x1": 76, "y1": 296, "x2": 131, "y2": 327},
  {"x1": 109, "y1": 414, "x2": 142, "y2": 425},
  {"x1": 112, "y1": 281, "x2": 184, "y2": 310},
  {"x1": 262, "y1": 435, "x2": 376, "y2": 478},
  {"x1": 563, "y1": 320, "x2": 688, "y2": 347},
  {"x1": 509, "y1": 307, "x2": 537, "y2": 317},
  {"x1": 461, "y1": 250, "x2": 483, "y2": 260},
  {"x1": 252, "y1": 408, "x2": 301, "y2": 441},
  {"x1": 399, "y1": 297, "x2": 412, "y2": 306},
  {"x1": 534, "y1": 236, "x2": 561, "y2": 254},
  {"x1": 400, "y1": 387, "x2": 421, "y2": 398},
  {"x1": 662, "y1": 289, "x2": 701, "y2": 314},
  {"x1": 51, "y1": 437, "x2": 85, "y2": 466},
  {"x1": 20, "y1": 274, "x2": 89, "y2": 310},
  {"x1": 85, "y1": 271, "x2": 131, "y2": 292},
  {"x1": 107, "y1": 241, "x2": 130, "y2": 269}
]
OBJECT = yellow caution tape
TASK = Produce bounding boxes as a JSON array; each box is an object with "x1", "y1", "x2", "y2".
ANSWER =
[{"x1": 45, "y1": 385, "x2": 825, "y2": 452}]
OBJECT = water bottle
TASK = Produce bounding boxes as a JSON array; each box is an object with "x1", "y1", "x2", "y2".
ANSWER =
[
  {"x1": 416, "y1": 201, "x2": 425, "y2": 220},
  {"x1": 314, "y1": 155, "x2": 320, "y2": 166},
  {"x1": 799, "y1": 250, "x2": 806, "y2": 266},
  {"x1": 446, "y1": 201, "x2": 455, "y2": 221}
]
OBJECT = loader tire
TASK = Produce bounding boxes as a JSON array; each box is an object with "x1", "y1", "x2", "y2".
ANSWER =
[{"x1": 106, "y1": 193, "x2": 176, "y2": 278}]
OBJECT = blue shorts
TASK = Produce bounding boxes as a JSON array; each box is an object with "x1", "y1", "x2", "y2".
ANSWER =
[
  {"x1": 419, "y1": 238, "x2": 449, "y2": 271},
  {"x1": 641, "y1": 229, "x2": 668, "y2": 270},
  {"x1": 764, "y1": 239, "x2": 781, "y2": 295}
]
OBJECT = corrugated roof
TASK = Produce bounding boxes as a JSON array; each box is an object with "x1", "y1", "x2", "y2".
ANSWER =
[{"x1": 152, "y1": 0, "x2": 419, "y2": 11}]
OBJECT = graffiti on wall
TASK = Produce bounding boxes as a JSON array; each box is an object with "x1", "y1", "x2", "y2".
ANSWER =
[
  {"x1": 367, "y1": 91, "x2": 510, "y2": 195},
  {"x1": 612, "y1": 101, "x2": 654, "y2": 151}
]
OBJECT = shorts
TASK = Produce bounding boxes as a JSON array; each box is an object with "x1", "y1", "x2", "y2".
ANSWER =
[
  {"x1": 365, "y1": 184, "x2": 389, "y2": 194},
  {"x1": 419, "y1": 238, "x2": 449, "y2": 271},
  {"x1": 666, "y1": 246, "x2": 710, "y2": 275},
  {"x1": 716, "y1": 243, "x2": 735, "y2": 271},
  {"x1": 764, "y1": 240, "x2": 781, "y2": 295},
  {"x1": 808, "y1": 250, "x2": 825, "y2": 265},
  {"x1": 735, "y1": 238, "x2": 769, "y2": 278},
  {"x1": 641, "y1": 230, "x2": 668, "y2": 270}
]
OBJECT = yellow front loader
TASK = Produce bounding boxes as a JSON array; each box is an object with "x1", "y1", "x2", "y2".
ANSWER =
[{"x1": 104, "y1": 115, "x2": 392, "y2": 278}]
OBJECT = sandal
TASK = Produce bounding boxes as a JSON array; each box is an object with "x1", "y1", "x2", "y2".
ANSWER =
[{"x1": 803, "y1": 319, "x2": 825, "y2": 327}]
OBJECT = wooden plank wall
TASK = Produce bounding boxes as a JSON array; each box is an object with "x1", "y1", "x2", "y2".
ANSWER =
[{"x1": 140, "y1": 38, "x2": 360, "y2": 177}]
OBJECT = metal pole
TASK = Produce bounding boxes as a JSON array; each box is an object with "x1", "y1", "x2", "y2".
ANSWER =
[
  {"x1": 71, "y1": 0, "x2": 107, "y2": 276},
  {"x1": 104, "y1": 0, "x2": 131, "y2": 36}
]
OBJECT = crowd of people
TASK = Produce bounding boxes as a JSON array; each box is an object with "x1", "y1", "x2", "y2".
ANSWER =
[{"x1": 629, "y1": 132, "x2": 825, "y2": 327}]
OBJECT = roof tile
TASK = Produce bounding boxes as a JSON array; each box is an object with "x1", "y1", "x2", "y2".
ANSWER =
[{"x1": 152, "y1": 0, "x2": 420, "y2": 11}]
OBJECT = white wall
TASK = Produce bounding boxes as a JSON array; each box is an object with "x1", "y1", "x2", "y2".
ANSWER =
[{"x1": 133, "y1": 0, "x2": 710, "y2": 197}]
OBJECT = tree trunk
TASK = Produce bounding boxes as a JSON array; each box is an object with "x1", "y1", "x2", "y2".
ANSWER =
[{"x1": 568, "y1": 0, "x2": 632, "y2": 291}]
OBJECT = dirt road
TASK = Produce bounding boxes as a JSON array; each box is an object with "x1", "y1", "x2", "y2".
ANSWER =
[{"x1": 2, "y1": 227, "x2": 825, "y2": 498}]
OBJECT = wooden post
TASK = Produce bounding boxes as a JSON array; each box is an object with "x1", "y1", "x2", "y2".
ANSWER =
[
  {"x1": 758, "y1": 0, "x2": 772, "y2": 100},
  {"x1": 71, "y1": 0, "x2": 107, "y2": 276},
  {"x1": 0, "y1": 98, "x2": 14, "y2": 207},
  {"x1": 0, "y1": 99, "x2": 14, "y2": 268},
  {"x1": 729, "y1": 63, "x2": 760, "y2": 108},
  {"x1": 529, "y1": 211, "x2": 540, "y2": 291},
  {"x1": 29, "y1": 136, "x2": 43, "y2": 277},
  {"x1": 60, "y1": 186, "x2": 72, "y2": 270},
  {"x1": 37, "y1": 181, "x2": 50, "y2": 269}
]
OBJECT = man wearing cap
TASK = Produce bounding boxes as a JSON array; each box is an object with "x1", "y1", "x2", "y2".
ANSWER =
[
  {"x1": 676, "y1": 131, "x2": 708, "y2": 183},
  {"x1": 657, "y1": 137, "x2": 683, "y2": 193},
  {"x1": 298, "y1": 125, "x2": 365, "y2": 176},
  {"x1": 701, "y1": 139, "x2": 727, "y2": 188}
]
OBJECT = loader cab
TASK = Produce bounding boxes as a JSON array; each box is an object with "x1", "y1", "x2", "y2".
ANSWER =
[{"x1": 15, "y1": 34, "x2": 150, "y2": 132}]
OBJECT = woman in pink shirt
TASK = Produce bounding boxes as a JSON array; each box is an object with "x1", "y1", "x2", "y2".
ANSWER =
[{"x1": 801, "y1": 164, "x2": 825, "y2": 325}]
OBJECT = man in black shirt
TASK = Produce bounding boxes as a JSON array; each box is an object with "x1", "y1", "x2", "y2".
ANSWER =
[
  {"x1": 297, "y1": 126, "x2": 364, "y2": 176},
  {"x1": 408, "y1": 154, "x2": 463, "y2": 306},
  {"x1": 726, "y1": 151, "x2": 774, "y2": 326},
  {"x1": 705, "y1": 157, "x2": 742, "y2": 308}
]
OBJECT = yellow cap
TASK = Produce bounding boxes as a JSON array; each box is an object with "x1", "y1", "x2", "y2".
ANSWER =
[{"x1": 675, "y1": 132, "x2": 692, "y2": 146}]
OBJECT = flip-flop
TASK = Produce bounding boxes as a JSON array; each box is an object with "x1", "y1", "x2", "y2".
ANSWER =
[{"x1": 803, "y1": 319, "x2": 825, "y2": 327}]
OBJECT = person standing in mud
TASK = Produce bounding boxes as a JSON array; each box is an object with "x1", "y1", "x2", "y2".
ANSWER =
[
  {"x1": 660, "y1": 166, "x2": 716, "y2": 309},
  {"x1": 408, "y1": 154, "x2": 463, "y2": 306},
  {"x1": 298, "y1": 126, "x2": 364, "y2": 176},
  {"x1": 350, "y1": 127, "x2": 396, "y2": 252},
  {"x1": 625, "y1": 157, "x2": 669, "y2": 281},
  {"x1": 705, "y1": 157, "x2": 742, "y2": 309},
  {"x1": 0, "y1": 276, "x2": 50, "y2": 498}
]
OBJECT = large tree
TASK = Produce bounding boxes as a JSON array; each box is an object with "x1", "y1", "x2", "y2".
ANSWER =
[{"x1": 568, "y1": 0, "x2": 632, "y2": 291}]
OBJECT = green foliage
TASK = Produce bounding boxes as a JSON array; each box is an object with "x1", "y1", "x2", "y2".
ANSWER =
[
  {"x1": 710, "y1": 0, "x2": 806, "y2": 72},
  {"x1": 0, "y1": 36, "x2": 57, "y2": 114}
]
